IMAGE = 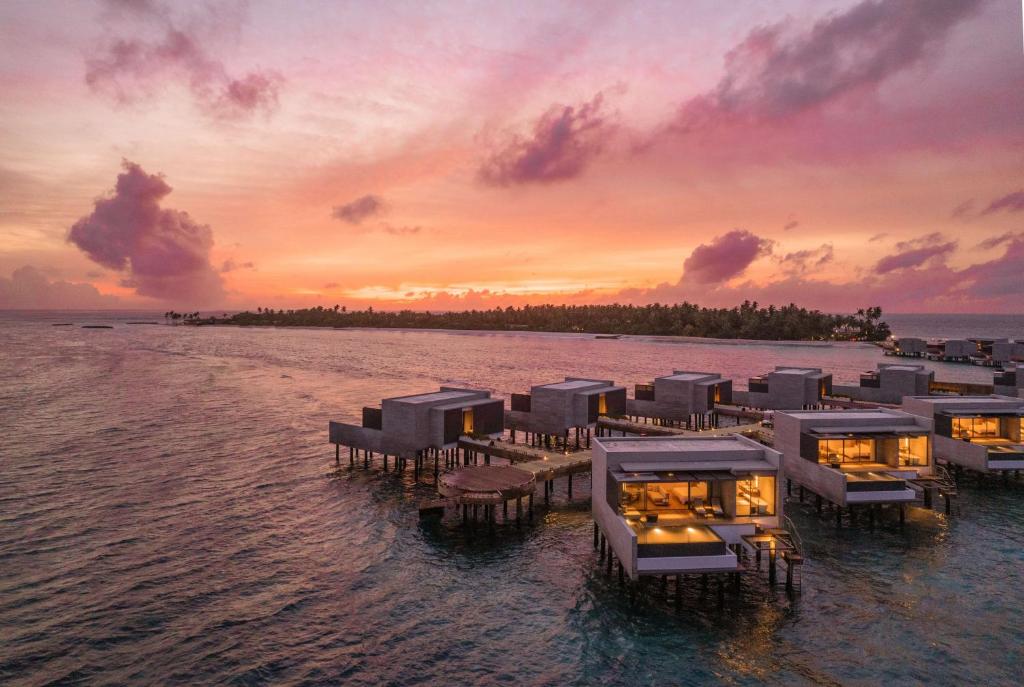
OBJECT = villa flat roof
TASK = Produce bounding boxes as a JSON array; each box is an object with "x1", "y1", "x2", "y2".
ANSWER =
[
  {"x1": 913, "y1": 395, "x2": 1024, "y2": 407},
  {"x1": 393, "y1": 390, "x2": 478, "y2": 404},
  {"x1": 598, "y1": 437, "x2": 762, "y2": 453},
  {"x1": 541, "y1": 379, "x2": 605, "y2": 391},
  {"x1": 661, "y1": 372, "x2": 717, "y2": 382},
  {"x1": 774, "y1": 368, "x2": 820, "y2": 375},
  {"x1": 882, "y1": 365, "x2": 924, "y2": 372},
  {"x1": 785, "y1": 410, "x2": 905, "y2": 421},
  {"x1": 433, "y1": 397, "x2": 499, "y2": 411}
]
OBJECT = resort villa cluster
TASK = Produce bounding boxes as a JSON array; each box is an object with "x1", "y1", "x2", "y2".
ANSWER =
[{"x1": 329, "y1": 354, "x2": 1024, "y2": 596}]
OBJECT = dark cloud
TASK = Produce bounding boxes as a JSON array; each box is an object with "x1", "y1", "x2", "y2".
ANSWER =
[
  {"x1": 0, "y1": 266, "x2": 119, "y2": 309},
  {"x1": 874, "y1": 232, "x2": 956, "y2": 273},
  {"x1": 479, "y1": 93, "x2": 610, "y2": 186},
  {"x1": 783, "y1": 220, "x2": 799, "y2": 231},
  {"x1": 682, "y1": 230, "x2": 774, "y2": 284},
  {"x1": 673, "y1": 0, "x2": 983, "y2": 130},
  {"x1": 332, "y1": 195, "x2": 384, "y2": 224},
  {"x1": 779, "y1": 244, "x2": 834, "y2": 274},
  {"x1": 68, "y1": 160, "x2": 224, "y2": 303},
  {"x1": 959, "y1": 234, "x2": 1024, "y2": 298},
  {"x1": 379, "y1": 223, "x2": 421, "y2": 236},
  {"x1": 978, "y1": 232, "x2": 1024, "y2": 250},
  {"x1": 323, "y1": 282, "x2": 339, "y2": 289},
  {"x1": 868, "y1": 232, "x2": 888, "y2": 242},
  {"x1": 950, "y1": 200, "x2": 975, "y2": 219},
  {"x1": 220, "y1": 259, "x2": 254, "y2": 273},
  {"x1": 85, "y1": 1, "x2": 282, "y2": 119},
  {"x1": 980, "y1": 190, "x2": 1024, "y2": 216}
]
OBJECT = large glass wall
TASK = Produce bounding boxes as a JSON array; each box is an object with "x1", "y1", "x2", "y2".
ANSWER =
[
  {"x1": 897, "y1": 435, "x2": 929, "y2": 467},
  {"x1": 617, "y1": 481, "x2": 712, "y2": 514},
  {"x1": 952, "y1": 416, "x2": 1002, "y2": 439},
  {"x1": 736, "y1": 475, "x2": 776, "y2": 516},
  {"x1": 818, "y1": 438, "x2": 875, "y2": 464}
]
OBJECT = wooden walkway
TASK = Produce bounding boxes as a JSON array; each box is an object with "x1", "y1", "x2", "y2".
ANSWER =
[
  {"x1": 457, "y1": 437, "x2": 594, "y2": 480},
  {"x1": 598, "y1": 416, "x2": 767, "y2": 439}
]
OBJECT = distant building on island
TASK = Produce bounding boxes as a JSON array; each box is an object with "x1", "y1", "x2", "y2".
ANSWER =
[
  {"x1": 832, "y1": 363, "x2": 934, "y2": 405},
  {"x1": 733, "y1": 366, "x2": 832, "y2": 410}
]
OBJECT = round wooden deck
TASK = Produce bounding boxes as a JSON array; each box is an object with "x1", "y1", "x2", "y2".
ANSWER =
[{"x1": 438, "y1": 465, "x2": 536, "y2": 504}]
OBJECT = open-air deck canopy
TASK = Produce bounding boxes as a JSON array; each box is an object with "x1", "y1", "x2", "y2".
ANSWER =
[
  {"x1": 807, "y1": 424, "x2": 930, "y2": 438},
  {"x1": 616, "y1": 460, "x2": 777, "y2": 477}
]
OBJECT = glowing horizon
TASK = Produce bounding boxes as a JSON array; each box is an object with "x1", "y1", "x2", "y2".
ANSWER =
[{"x1": 1, "y1": 0, "x2": 1022, "y2": 313}]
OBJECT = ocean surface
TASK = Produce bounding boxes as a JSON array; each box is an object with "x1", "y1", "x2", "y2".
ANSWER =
[{"x1": 1, "y1": 311, "x2": 1022, "y2": 686}]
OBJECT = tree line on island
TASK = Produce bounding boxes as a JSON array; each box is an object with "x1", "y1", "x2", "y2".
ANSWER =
[{"x1": 172, "y1": 302, "x2": 891, "y2": 341}]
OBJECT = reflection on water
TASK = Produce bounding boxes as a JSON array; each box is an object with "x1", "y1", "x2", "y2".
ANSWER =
[{"x1": 0, "y1": 312, "x2": 1021, "y2": 685}]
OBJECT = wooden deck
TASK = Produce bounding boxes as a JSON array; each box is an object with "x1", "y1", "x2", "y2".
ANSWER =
[{"x1": 438, "y1": 465, "x2": 535, "y2": 504}]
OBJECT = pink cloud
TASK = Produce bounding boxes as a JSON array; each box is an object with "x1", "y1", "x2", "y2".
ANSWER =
[
  {"x1": 68, "y1": 160, "x2": 224, "y2": 304},
  {"x1": 85, "y1": 1, "x2": 281, "y2": 119},
  {"x1": 778, "y1": 244, "x2": 833, "y2": 275},
  {"x1": 0, "y1": 266, "x2": 119, "y2": 309},
  {"x1": 478, "y1": 93, "x2": 610, "y2": 186},
  {"x1": 682, "y1": 230, "x2": 773, "y2": 284},
  {"x1": 874, "y1": 233, "x2": 956, "y2": 273}
]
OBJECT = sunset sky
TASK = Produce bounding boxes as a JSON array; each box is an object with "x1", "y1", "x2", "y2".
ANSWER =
[{"x1": 1, "y1": 0, "x2": 1022, "y2": 312}]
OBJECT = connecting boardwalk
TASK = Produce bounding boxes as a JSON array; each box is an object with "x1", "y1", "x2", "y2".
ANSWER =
[
  {"x1": 458, "y1": 436, "x2": 593, "y2": 501},
  {"x1": 597, "y1": 416, "x2": 768, "y2": 439}
]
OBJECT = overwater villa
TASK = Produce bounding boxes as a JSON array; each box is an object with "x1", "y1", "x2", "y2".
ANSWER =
[
  {"x1": 592, "y1": 435, "x2": 791, "y2": 582},
  {"x1": 329, "y1": 387, "x2": 504, "y2": 470},
  {"x1": 774, "y1": 408, "x2": 939, "y2": 519},
  {"x1": 507, "y1": 377, "x2": 626, "y2": 448},
  {"x1": 992, "y1": 341, "x2": 1024, "y2": 364},
  {"x1": 832, "y1": 363, "x2": 933, "y2": 404},
  {"x1": 934, "y1": 339, "x2": 974, "y2": 362},
  {"x1": 893, "y1": 337, "x2": 927, "y2": 357},
  {"x1": 625, "y1": 371, "x2": 732, "y2": 427},
  {"x1": 734, "y1": 366, "x2": 832, "y2": 410},
  {"x1": 902, "y1": 395, "x2": 1024, "y2": 474},
  {"x1": 994, "y1": 364, "x2": 1024, "y2": 398}
]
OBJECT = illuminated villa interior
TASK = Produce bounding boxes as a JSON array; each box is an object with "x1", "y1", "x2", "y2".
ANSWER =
[
  {"x1": 592, "y1": 435, "x2": 784, "y2": 579},
  {"x1": 774, "y1": 409, "x2": 934, "y2": 508},
  {"x1": 902, "y1": 395, "x2": 1024, "y2": 473}
]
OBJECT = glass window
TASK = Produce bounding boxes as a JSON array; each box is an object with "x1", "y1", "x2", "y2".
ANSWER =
[
  {"x1": 462, "y1": 408, "x2": 474, "y2": 434},
  {"x1": 819, "y1": 438, "x2": 876, "y2": 464},
  {"x1": 736, "y1": 476, "x2": 775, "y2": 516},
  {"x1": 619, "y1": 483, "x2": 644, "y2": 512},
  {"x1": 898, "y1": 435, "x2": 928, "y2": 467},
  {"x1": 598, "y1": 393, "x2": 607, "y2": 415},
  {"x1": 953, "y1": 416, "x2": 1004, "y2": 439}
]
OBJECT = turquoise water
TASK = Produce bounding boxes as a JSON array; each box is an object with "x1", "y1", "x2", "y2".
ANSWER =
[{"x1": 1, "y1": 313, "x2": 1021, "y2": 685}]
